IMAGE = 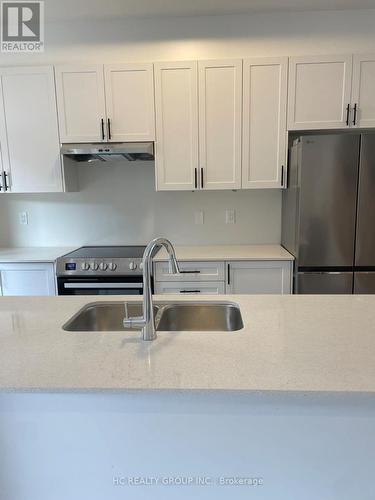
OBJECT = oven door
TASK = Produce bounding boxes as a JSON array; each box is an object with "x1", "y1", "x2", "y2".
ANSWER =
[{"x1": 57, "y1": 277, "x2": 145, "y2": 296}]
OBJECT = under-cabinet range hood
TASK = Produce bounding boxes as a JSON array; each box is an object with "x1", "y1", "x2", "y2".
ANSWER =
[{"x1": 60, "y1": 143, "x2": 154, "y2": 163}]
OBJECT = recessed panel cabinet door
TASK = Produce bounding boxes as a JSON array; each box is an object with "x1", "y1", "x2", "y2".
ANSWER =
[
  {"x1": 198, "y1": 60, "x2": 242, "y2": 190},
  {"x1": 154, "y1": 61, "x2": 198, "y2": 191},
  {"x1": 55, "y1": 65, "x2": 106, "y2": 143},
  {"x1": 226, "y1": 261, "x2": 292, "y2": 294},
  {"x1": 0, "y1": 263, "x2": 56, "y2": 296},
  {"x1": 242, "y1": 57, "x2": 288, "y2": 188},
  {"x1": 104, "y1": 63, "x2": 155, "y2": 142},
  {"x1": 351, "y1": 54, "x2": 375, "y2": 128},
  {"x1": 288, "y1": 55, "x2": 353, "y2": 130},
  {"x1": 0, "y1": 66, "x2": 63, "y2": 193}
]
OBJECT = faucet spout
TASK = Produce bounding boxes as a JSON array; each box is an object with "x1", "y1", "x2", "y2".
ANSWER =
[{"x1": 123, "y1": 238, "x2": 180, "y2": 341}]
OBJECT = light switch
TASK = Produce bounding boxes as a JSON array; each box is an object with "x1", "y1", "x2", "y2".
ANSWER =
[{"x1": 19, "y1": 212, "x2": 28, "y2": 225}]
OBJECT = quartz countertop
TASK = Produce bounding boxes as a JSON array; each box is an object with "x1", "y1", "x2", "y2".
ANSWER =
[
  {"x1": 0, "y1": 247, "x2": 77, "y2": 263},
  {"x1": 154, "y1": 244, "x2": 294, "y2": 261},
  {"x1": 0, "y1": 294, "x2": 374, "y2": 393}
]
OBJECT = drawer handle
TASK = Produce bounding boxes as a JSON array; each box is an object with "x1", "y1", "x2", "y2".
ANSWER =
[
  {"x1": 179, "y1": 290, "x2": 201, "y2": 293},
  {"x1": 180, "y1": 270, "x2": 201, "y2": 274}
]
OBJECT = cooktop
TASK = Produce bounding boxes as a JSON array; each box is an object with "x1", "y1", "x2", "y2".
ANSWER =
[{"x1": 61, "y1": 246, "x2": 146, "y2": 259}]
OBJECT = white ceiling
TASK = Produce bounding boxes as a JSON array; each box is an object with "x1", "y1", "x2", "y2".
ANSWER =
[{"x1": 45, "y1": 0, "x2": 375, "y2": 21}]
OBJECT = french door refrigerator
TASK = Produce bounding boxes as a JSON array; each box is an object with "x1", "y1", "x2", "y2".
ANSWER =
[{"x1": 282, "y1": 133, "x2": 375, "y2": 294}]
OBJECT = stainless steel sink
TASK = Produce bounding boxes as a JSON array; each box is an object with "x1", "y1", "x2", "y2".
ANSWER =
[
  {"x1": 63, "y1": 302, "x2": 159, "y2": 332},
  {"x1": 156, "y1": 302, "x2": 244, "y2": 332},
  {"x1": 63, "y1": 301, "x2": 243, "y2": 333}
]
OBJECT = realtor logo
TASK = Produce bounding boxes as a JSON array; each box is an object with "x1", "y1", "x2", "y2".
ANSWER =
[{"x1": 1, "y1": 1, "x2": 44, "y2": 52}]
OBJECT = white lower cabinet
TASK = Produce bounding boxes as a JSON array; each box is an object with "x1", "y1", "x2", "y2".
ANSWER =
[
  {"x1": 154, "y1": 260, "x2": 293, "y2": 296},
  {"x1": 0, "y1": 263, "x2": 56, "y2": 296},
  {"x1": 154, "y1": 281, "x2": 225, "y2": 295},
  {"x1": 226, "y1": 261, "x2": 292, "y2": 294}
]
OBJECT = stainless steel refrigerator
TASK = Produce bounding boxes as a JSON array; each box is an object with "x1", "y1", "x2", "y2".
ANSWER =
[{"x1": 282, "y1": 133, "x2": 375, "y2": 294}]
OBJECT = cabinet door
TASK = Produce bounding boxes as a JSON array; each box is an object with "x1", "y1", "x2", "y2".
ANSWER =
[
  {"x1": 198, "y1": 59, "x2": 242, "y2": 190},
  {"x1": 154, "y1": 61, "x2": 198, "y2": 191},
  {"x1": 242, "y1": 57, "x2": 288, "y2": 188},
  {"x1": 351, "y1": 54, "x2": 375, "y2": 128},
  {"x1": 0, "y1": 263, "x2": 56, "y2": 296},
  {"x1": 288, "y1": 55, "x2": 353, "y2": 130},
  {"x1": 0, "y1": 85, "x2": 9, "y2": 194},
  {"x1": 0, "y1": 66, "x2": 63, "y2": 193},
  {"x1": 155, "y1": 281, "x2": 225, "y2": 295},
  {"x1": 55, "y1": 65, "x2": 106, "y2": 143},
  {"x1": 104, "y1": 63, "x2": 155, "y2": 142},
  {"x1": 226, "y1": 261, "x2": 292, "y2": 294}
]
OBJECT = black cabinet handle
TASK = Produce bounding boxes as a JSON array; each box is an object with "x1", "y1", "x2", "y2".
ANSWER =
[
  {"x1": 194, "y1": 168, "x2": 198, "y2": 189},
  {"x1": 281, "y1": 165, "x2": 284, "y2": 187},
  {"x1": 180, "y1": 290, "x2": 201, "y2": 294},
  {"x1": 4, "y1": 172, "x2": 9, "y2": 191},
  {"x1": 180, "y1": 270, "x2": 201, "y2": 274},
  {"x1": 101, "y1": 118, "x2": 105, "y2": 140},
  {"x1": 107, "y1": 118, "x2": 112, "y2": 140},
  {"x1": 353, "y1": 103, "x2": 358, "y2": 126},
  {"x1": 346, "y1": 103, "x2": 350, "y2": 126},
  {"x1": 201, "y1": 168, "x2": 204, "y2": 189},
  {"x1": 227, "y1": 264, "x2": 231, "y2": 285}
]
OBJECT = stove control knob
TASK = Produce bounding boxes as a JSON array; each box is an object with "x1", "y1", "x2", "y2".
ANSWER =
[
  {"x1": 139, "y1": 262, "x2": 143, "y2": 271},
  {"x1": 90, "y1": 262, "x2": 99, "y2": 271},
  {"x1": 81, "y1": 262, "x2": 90, "y2": 271},
  {"x1": 108, "y1": 262, "x2": 117, "y2": 271},
  {"x1": 129, "y1": 261, "x2": 137, "y2": 271},
  {"x1": 99, "y1": 262, "x2": 108, "y2": 271}
]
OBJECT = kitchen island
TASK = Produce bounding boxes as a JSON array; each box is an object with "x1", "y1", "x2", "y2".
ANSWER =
[{"x1": 1, "y1": 295, "x2": 375, "y2": 499}]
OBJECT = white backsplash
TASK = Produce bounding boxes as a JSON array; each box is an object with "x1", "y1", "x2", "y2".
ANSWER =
[{"x1": 0, "y1": 162, "x2": 281, "y2": 247}]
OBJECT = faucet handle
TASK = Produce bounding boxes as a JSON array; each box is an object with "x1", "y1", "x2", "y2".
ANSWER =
[{"x1": 123, "y1": 316, "x2": 146, "y2": 329}]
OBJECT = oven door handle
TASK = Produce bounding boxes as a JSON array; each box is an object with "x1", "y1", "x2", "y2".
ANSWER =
[{"x1": 63, "y1": 283, "x2": 143, "y2": 289}]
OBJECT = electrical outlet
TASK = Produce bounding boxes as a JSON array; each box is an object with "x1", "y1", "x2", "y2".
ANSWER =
[
  {"x1": 225, "y1": 209, "x2": 236, "y2": 224},
  {"x1": 194, "y1": 210, "x2": 204, "y2": 225},
  {"x1": 19, "y1": 212, "x2": 28, "y2": 225}
]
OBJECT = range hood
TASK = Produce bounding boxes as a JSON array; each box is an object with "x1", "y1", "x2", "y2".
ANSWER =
[{"x1": 61, "y1": 143, "x2": 154, "y2": 163}]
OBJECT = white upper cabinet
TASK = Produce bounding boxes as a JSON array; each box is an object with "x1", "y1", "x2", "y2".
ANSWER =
[
  {"x1": 55, "y1": 65, "x2": 106, "y2": 143},
  {"x1": 288, "y1": 54, "x2": 353, "y2": 130},
  {"x1": 104, "y1": 63, "x2": 155, "y2": 142},
  {"x1": 55, "y1": 63, "x2": 155, "y2": 143},
  {"x1": 154, "y1": 61, "x2": 198, "y2": 191},
  {"x1": 0, "y1": 66, "x2": 64, "y2": 193},
  {"x1": 242, "y1": 57, "x2": 288, "y2": 189},
  {"x1": 198, "y1": 59, "x2": 242, "y2": 190},
  {"x1": 351, "y1": 54, "x2": 375, "y2": 128}
]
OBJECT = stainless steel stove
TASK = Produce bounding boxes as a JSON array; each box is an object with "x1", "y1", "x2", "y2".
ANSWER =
[{"x1": 56, "y1": 246, "x2": 147, "y2": 296}]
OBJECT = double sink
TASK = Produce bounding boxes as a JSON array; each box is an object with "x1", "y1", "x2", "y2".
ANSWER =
[{"x1": 63, "y1": 301, "x2": 244, "y2": 333}]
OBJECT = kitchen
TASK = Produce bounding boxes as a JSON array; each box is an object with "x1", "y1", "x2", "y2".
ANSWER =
[{"x1": 1, "y1": 2, "x2": 375, "y2": 499}]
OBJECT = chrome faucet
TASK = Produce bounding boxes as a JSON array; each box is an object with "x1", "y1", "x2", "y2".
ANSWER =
[{"x1": 123, "y1": 238, "x2": 180, "y2": 341}]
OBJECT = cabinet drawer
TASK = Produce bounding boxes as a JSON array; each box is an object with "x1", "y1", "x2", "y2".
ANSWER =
[
  {"x1": 155, "y1": 281, "x2": 225, "y2": 295},
  {"x1": 154, "y1": 261, "x2": 225, "y2": 282}
]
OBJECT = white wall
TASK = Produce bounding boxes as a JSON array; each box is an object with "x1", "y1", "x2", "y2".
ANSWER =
[
  {"x1": 0, "y1": 164, "x2": 281, "y2": 246},
  {"x1": 1, "y1": 8, "x2": 375, "y2": 247}
]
